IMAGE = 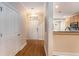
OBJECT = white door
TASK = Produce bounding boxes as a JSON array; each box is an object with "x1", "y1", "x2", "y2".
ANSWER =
[{"x1": 29, "y1": 19, "x2": 39, "y2": 39}]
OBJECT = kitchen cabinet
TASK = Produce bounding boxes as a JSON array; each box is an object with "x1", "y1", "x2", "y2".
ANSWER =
[
  {"x1": 65, "y1": 14, "x2": 79, "y2": 31},
  {"x1": 53, "y1": 20, "x2": 65, "y2": 31}
]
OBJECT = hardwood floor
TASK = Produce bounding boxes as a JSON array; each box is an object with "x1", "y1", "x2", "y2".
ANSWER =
[{"x1": 16, "y1": 40, "x2": 46, "y2": 56}]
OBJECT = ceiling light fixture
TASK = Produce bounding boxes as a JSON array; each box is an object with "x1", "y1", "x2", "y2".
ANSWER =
[
  {"x1": 31, "y1": 8, "x2": 34, "y2": 10},
  {"x1": 55, "y1": 5, "x2": 59, "y2": 9},
  {"x1": 63, "y1": 16, "x2": 66, "y2": 18},
  {"x1": 29, "y1": 8, "x2": 38, "y2": 17}
]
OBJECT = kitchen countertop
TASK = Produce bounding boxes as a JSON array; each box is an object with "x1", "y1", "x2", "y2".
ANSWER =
[{"x1": 53, "y1": 31, "x2": 79, "y2": 35}]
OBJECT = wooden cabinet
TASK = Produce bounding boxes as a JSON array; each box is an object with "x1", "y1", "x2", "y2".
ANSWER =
[{"x1": 65, "y1": 14, "x2": 79, "y2": 26}]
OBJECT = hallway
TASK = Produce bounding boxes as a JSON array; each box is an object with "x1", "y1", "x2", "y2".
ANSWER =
[
  {"x1": 16, "y1": 40, "x2": 46, "y2": 56},
  {"x1": 0, "y1": 2, "x2": 53, "y2": 56}
]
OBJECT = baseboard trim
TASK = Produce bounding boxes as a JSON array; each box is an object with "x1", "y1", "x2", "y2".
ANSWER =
[
  {"x1": 27, "y1": 38, "x2": 44, "y2": 40},
  {"x1": 53, "y1": 51, "x2": 79, "y2": 56},
  {"x1": 14, "y1": 42, "x2": 27, "y2": 56},
  {"x1": 44, "y1": 45, "x2": 48, "y2": 56}
]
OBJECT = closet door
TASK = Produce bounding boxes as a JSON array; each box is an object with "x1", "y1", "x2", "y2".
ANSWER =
[
  {"x1": 0, "y1": 3, "x2": 26, "y2": 55},
  {"x1": 0, "y1": 3, "x2": 4, "y2": 38},
  {"x1": 0, "y1": 3, "x2": 8, "y2": 55},
  {"x1": 0, "y1": 4, "x2": 20, "y2": 55},
  {"x1": 0, "y1": 8, "x2": 3, "y2": 55},
  {"x1": 3, "y1": 6, "x2": 21, "y2": 55}
]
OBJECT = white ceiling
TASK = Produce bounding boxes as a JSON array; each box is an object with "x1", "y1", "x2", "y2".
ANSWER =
[
  {"x1": 21, "y1": 2, "x2": 45, "y2": 14},
  {"x1": 4, "y1": 2, "x2": 79, "y2": 19},
  {"x1": 53, "y1": 2, "x2": 79, "y2": 19},
  {"x1": 4, "y1": 2, "x2": 45, "y2": 14},
  {"x1": 21, "y1": 2, "x2": 44, "y2": 9}
]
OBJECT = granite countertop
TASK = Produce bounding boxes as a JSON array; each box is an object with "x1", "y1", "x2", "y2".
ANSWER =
[{"x1": 53, "y1": 31, "x2": 79, "y2": 35}]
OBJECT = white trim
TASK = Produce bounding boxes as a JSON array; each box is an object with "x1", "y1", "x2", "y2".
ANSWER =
[
  {"x1": 27, "y1": 38, "x2": 44, "y2": 40},
  {"x1": 10, "y1": 42, "x2": 27, "y2": 56},
  {"x1": 44, "y1": 45, "x2": 48, "y2": 56},
  {"x1": 52, "y1": 51, "x2": 79, "y2": 56}
]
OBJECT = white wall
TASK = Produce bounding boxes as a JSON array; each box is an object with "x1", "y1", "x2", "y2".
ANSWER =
[
  {"x1": 0, "y1": 3, "x2": 27, "y2": 56},
  {"x1": 44, "y1": 2, "x2": 53, "y2": 56}
]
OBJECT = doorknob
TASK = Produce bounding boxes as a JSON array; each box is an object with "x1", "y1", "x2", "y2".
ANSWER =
[
  {"x1": 17, "y1": 34, "x2": 20, "y2": 36},
  {"x1": 0, "y1": 34, "x2": 2, "y2": 38}
]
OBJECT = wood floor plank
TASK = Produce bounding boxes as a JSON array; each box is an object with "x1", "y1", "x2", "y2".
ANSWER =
[{"x1": 16, "y1": 40, "x2": 46, "y2": 56}]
